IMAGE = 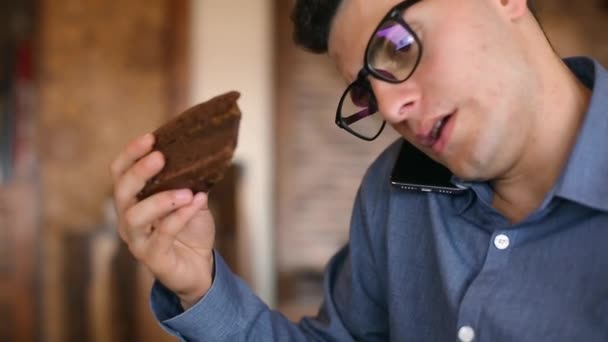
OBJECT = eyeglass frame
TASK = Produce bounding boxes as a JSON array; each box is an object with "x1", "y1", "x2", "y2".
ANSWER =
[{"x1": 334, "y1": 0, "x2": 424, "y2": 141}]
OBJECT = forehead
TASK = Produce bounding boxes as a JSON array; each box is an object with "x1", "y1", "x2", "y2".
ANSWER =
[{"x1": 328, "y1": 0, "x2": 403, "y2": 82}]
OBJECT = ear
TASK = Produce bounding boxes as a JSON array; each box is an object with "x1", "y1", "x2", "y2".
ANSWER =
[{"x1": 497, "y1": 0, "x2": 528, "y2": 20}]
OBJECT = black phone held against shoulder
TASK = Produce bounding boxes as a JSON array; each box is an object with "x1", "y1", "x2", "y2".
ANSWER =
[{"x1": 390, "y1": 140, "x2": 466, "y2": 195}]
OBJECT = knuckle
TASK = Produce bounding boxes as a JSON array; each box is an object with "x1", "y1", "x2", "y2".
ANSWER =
[
  {"x1": 115, "y1": 172, "x2": 142, "y2": 203},
  {"x1": 112, "y1": 181, "x2": 124, "y2": 201},
  {"x1": 131, "y1": 156, "x2": 157, "y2": 183},
  {"x1": 113, "y1": 186, "x2": 130, "y2": 210},
  {"x1": 127, "y1": 162, "x2": 146, "y2": 182},
  {"x1": 123, "y1": 207, "x2": 140, "y2": 228},
  {"x1": 126, "y1": 138, "x2": 142, "y2": 155}
]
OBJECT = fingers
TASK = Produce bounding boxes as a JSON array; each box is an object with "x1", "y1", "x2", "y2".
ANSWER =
[
  {"x1": 123, "y1": 189, "x2": 194, "y2": 229},
  {"x1": 113, "y1": 151, "x2": 164, "y2": 212},
  {"x1": 121, "y1": 189, "x2": 194, "y2": 242},
  {"x1": 110, "y1": 133, "x2": 155, "y2": 180},
  {"x1": 130, "y1": 193, "x2": 209, "y2": 270},
  {"x1": 156, "y1": 192, "x2": 208, "y2": 238},
  {"x1": 146, "y1": 193, "x2": 209, "y2": 261}
]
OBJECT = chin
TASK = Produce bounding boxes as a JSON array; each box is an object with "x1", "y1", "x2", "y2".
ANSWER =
[{"x1": 446, "y1": 156, "x2": 491, "y2": 182}]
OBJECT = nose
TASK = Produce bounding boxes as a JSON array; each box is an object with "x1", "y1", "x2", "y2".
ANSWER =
[{"x1": 369, "y1": 78, "x2": 421, "y2": 125}]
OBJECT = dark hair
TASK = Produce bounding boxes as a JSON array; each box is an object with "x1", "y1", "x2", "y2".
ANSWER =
[
  {"x1": 292, "y1": 0, "x2": 537, "y2": 54},
  {"x1": 291, "y1": 0, "x2": 343, "y2": 53}
]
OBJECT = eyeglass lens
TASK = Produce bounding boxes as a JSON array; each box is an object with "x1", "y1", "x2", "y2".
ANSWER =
[
  {"x1": 337, "y1": 7, "x2": 420, "y2": 140},
  {"x1": 340, "y1": 80, "x2": 384, "y2": 139},
  {"x1": 367, "y1": 18, "x2": 420, "y2": 82}
]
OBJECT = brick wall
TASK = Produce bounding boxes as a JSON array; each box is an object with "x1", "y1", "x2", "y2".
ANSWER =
[{"x1": 37, "y1": 0, "x2": 185, "y2": 341}]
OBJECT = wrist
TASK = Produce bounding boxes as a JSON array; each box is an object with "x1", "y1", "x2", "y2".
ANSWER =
[
  {"x1": 178, "y1": 251, "x2": 215, "y2": 311},
  {"x1": 179, "y1": 296, "x2": 202, "y2": 311}
]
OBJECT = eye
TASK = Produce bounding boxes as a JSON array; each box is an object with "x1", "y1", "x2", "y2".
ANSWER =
[{"x1": 350, "y1": 82, "x2": 372, "y2": 107}]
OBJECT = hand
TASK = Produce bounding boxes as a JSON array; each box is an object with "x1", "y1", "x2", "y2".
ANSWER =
[{"x1": 110, "y1": 133, "x2": 216, "y2": 309}]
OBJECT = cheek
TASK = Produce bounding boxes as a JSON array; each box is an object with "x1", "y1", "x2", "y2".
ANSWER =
[
  {"x1": 451, "y1": 99, "x2": 520, "y2": 178},
  {"x1": 419, "y1": 10, "x2": 514, "y2": 99},
  {"x1": 417, "y1": 42, "x2": 489, "y2": 111},
  {"x1": 390, "y1": 122, "x2": 415, "y2": 143},
  {"x1": 450, "y1": 110, "x2": 492, "y2": 167}
]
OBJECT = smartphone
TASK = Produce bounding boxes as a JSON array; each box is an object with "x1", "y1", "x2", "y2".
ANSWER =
[{"x1": 390, "y1": 140, "x2": 466, "y2": 195}]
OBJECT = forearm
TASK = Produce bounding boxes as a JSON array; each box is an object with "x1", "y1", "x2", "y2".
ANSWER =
[{"x1": 151, "y1": 252, "x2": 353, "y2": 341}]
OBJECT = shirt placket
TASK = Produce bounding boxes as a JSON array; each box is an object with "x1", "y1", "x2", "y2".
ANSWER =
[{"x1": 456, "y1": 209, "x2": 515, "y2": 342}]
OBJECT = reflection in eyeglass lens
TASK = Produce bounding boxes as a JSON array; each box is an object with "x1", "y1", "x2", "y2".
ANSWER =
[
  {"x1": 368, "y1": 19, "x2": 419, "y2": 82},
  {"x1": 375, "y1": 24, "x2": 414, "y2": 52}
]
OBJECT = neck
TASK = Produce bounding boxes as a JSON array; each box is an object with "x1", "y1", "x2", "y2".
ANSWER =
[{"x1": 491, "y1": 53, "x2": 591, "y2": 223}]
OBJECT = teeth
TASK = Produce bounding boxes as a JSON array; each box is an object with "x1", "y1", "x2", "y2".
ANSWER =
[{"x1": 431, "y1": 118, "x2": 445, "y2": 140}]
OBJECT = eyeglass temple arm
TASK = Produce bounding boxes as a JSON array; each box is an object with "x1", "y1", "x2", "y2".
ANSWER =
[{"x1": 342, "y1": 107, "x2": 376, "y2": 125}]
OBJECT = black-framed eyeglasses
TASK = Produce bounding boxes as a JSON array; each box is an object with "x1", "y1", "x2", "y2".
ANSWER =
[{"x1": 335, "y1": 0, "x2": 423, "y2": 141}]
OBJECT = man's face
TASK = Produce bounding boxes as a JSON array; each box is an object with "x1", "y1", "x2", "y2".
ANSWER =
[{"x1": 328, "y1": 0, "x2": 536, "y2": 181}]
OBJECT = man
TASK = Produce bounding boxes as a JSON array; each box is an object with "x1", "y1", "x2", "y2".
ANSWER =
[{"x1": 110, "y1": 0, "x2": 608, "y2": 340}]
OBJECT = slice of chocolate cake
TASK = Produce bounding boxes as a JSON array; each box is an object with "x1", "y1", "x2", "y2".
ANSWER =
[{"x1": 137, "y1": 91, "x2": 241, "y2": 200}]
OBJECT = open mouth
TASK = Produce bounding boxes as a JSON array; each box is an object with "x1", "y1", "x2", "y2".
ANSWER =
[
  {"x1": 413, "y1": 111, "x2": 456, "y2": 152},
  {"x1": 428, "y1": 111, "x2": 457, "y2": 155},
  {"x1": 431, "y1": 113, "x2": 453, "y2": 143},
  {"x1": 431, "y1": 116, "x2": 446, "y2": 141}
]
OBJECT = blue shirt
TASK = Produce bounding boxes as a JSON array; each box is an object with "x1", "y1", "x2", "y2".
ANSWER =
[{"x1": 150, "y1": 57, "x2": 608, "y2": 341}]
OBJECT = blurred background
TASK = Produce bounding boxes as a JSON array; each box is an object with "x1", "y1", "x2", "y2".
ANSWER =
[{"x1": 1, "y1": 0, "x2": 607, "y2": 341}]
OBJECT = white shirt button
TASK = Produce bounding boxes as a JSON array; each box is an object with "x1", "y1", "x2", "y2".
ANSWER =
[
  {"x1": 494, "y1": 234, "x2": 510, "y2": 250},
  {"x1": 458, "y1": 326, "x2": 476, "y2": 342}
]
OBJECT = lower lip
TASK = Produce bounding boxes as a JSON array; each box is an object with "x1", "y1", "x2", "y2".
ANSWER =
[{"x1": 431, "y1": 112, "x2": 456, "y2": 155}]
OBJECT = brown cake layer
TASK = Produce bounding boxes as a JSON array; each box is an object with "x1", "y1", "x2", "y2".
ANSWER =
[{"x1": 137, "y1": 91, "x2": 241, "y2": 200}]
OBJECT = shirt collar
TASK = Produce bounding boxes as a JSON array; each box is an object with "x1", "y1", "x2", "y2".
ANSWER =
[{"x1": 553, "y1": 57, "x2": 608, "y2": 212}]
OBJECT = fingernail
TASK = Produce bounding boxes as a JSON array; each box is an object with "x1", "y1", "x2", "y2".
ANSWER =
[
  {"x1": 175, "y1": 189, "x2": 192, "y2": 201},
  {"x1": 143, "y1": 133, "x2": 154, "y2": 145},
  {"x1": 147, "y1": 153, "x2": 162, "y2": 167},
  {"x1": 194, "y1": 192, "x2": 206, "y2": 204}
]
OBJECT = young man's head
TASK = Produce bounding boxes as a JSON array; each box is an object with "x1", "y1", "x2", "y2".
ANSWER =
[
  {"x1": 292, "y1": 0, "x2": 564, "y2": 182},
  {"x1": 293, "y1": 0, "x2": 537, "y2": 53}
]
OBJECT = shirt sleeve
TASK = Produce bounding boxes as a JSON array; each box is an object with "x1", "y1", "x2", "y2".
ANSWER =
[{"x1": 149, "y1": 146, "x2": 395, "y2": 341}]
